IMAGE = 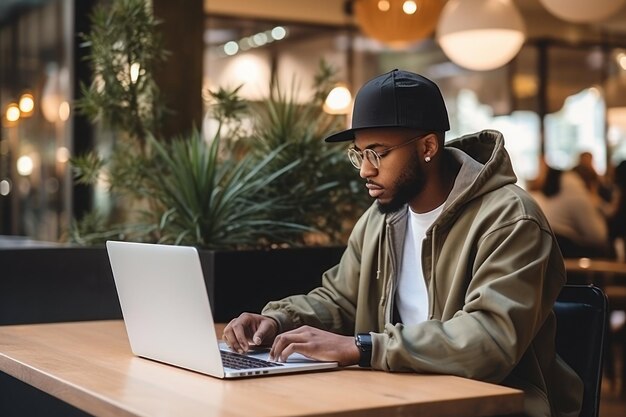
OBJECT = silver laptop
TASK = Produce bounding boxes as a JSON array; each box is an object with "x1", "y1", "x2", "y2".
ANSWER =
[{"x1": 106, "y1": 240, "x2": 338, "y2": 378}]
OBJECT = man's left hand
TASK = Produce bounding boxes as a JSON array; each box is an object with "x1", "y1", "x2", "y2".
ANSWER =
[{"x1": 269, "y1": 326, "x2": 360, "y2": 367}]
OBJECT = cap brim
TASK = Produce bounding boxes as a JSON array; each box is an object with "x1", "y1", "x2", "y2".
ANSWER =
[
  {"x1": 324, "y1": 128, "x2": 357, "y2": 143},
  {"x1": 324, "y1": 124, "x2": 415, "y2": 143}
]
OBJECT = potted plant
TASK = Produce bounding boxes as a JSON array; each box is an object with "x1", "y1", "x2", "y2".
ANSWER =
[{"x1": 67, "y1": 0, "x2": 370, "y2": 320}]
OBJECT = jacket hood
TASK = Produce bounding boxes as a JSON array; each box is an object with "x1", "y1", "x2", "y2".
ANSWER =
[{"x1": 437, "y1": 129, "x2": 518, "y2": 228}]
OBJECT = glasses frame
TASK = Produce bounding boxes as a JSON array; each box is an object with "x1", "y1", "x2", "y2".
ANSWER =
[{"x1": 347, "y1": 133, "x2": 428, "y2": 170}]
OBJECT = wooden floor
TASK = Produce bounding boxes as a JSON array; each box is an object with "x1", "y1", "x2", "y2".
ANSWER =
[
  {"x1": 601, "y1": 343, "x2": 626, "y2": 417},
  {"x1": 600, "y1": 379, "x2": 626, "y2": 416}
]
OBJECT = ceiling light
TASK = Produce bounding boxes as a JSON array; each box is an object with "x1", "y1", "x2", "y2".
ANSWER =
[
  {"x1": 324, "y1": 85, "x2": 353, "y2": 115},
  {"x1": 18, "y1": 93, "x2": 35, "y2": 114},
  {"x1": 437, "y1": 0, "x2": 525, "y2": 71},
  {"x1": 6, "y1": 103, "x2": 20, "y2": 122},
  {"x1": 354, "y1": 0, "x2": 444, "y2": 47},
  {"x1": 538, "y1": 0, "x2": 626, "y2": 23}
]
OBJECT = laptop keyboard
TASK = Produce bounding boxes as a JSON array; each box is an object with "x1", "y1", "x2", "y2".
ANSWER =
[{"x1": 221, "y1": 350, "x2": 283, "y2": 370}]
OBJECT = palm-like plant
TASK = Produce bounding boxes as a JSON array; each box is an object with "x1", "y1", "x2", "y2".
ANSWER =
[
  {"x1": 145, "y1": 130, "x2": 310, "y2": 248},
  {"x1": 71, "y1": 84, "x2": 310, "y2": 248}
]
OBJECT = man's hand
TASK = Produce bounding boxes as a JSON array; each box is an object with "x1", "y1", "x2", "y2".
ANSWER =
[
  {"x1": 269, "y1": 326, "x2": 360, "y2": 367},
  {"x1": 222, "y1": 313, "x2": 279, "y2": 354}
]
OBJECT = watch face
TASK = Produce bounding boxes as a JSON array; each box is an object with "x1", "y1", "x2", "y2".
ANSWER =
[
  {"x1": 355, "y1": 333, "x2": 373, "y2": 368},
  {"x1": 356, "y1": 333, "x2": 372, "y2": 348}
]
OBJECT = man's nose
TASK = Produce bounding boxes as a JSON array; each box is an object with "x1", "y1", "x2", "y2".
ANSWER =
[{"x1": 359, "y1": 158, "x2": 377, "y2": 179}]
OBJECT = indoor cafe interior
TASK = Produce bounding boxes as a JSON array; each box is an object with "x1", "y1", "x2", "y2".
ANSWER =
[{"x1": 1, "y1": 0, "x2": 626, "y2": 416}]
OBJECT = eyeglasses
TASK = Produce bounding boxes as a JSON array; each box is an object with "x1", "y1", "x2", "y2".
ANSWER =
[{"x1": 347, "y1": 134, "x2": 428, "y2": 169}]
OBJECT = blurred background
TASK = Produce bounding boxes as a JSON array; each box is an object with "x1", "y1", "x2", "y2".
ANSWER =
[{"x1": 0, "y1": 0, "x2": 625, "y2": 242}]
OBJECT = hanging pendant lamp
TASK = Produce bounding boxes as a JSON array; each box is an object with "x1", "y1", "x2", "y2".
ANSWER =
[
  {"x1": 436, "y1": 0, "x2": 526, "y2": 71},
  {"x1": 538, "y1": 0, "x2": 626, "y2": 23},
  {"x1": 353, "y1": 0, "x2": 445, "y2": 47}
]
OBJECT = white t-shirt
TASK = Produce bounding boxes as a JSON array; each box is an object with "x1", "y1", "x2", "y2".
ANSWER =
[{"x1": 395, "y1": 204, "x2": 444, "y2": 325}]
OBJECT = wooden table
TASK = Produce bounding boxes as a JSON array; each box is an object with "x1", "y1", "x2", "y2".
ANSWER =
[
  {"x1": 564, "y1": 258, "x2": 626, "y2": 287},
  {"x1": 0, "y1": 320, "x2": 524, "y2": 417},
  {"x1": 564, "y1": 258, "x2": 626, "y2": 276}
]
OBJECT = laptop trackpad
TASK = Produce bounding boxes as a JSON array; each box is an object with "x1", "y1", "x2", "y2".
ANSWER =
[{"x1": 218, "y1": 341, "x2": 320, "y2": 363}]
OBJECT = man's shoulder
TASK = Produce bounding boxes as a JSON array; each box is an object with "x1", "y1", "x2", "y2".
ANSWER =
[
  {"x1": 470, "y1": 183, "x2": 550, "y2": 226},
  {"x1": 483, "y1": 182, "x2": 538, "y2": 205}
]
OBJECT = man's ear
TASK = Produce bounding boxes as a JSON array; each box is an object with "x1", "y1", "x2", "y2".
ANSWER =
[{"x1": 422, "y1": 133, "x2": 440, "y2": 160}]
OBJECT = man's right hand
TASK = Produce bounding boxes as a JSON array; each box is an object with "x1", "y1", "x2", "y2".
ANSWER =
[{"x1": 222, "y1": 313, "x2": 279, "y2": 354}]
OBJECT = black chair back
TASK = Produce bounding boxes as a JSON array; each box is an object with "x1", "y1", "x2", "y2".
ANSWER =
[{"x1": 554, "y1": 284, "x2": 608, "y2": 417}]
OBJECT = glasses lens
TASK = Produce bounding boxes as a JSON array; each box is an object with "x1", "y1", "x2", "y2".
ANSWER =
[
  {"x1": 348, "y1": 149, "x2": 362, "y2": 169},
  {"x1": 364, "y1": 149, "x2": 380, "y2": 169}
]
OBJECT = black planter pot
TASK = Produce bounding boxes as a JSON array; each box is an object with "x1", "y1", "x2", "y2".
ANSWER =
[
  {"x1": 200, "y1": 245, "x2": 345, "y2": 321},
  {"x1": 0, "y1": 245, "x2": 346, "y2": 325},
  {"x1": 0, "y1": 246, "x2": 121, "y2": 326}
]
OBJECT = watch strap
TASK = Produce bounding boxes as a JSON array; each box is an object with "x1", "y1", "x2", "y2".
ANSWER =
[{"x1": 355, "y1": 332, "x2": 373, "y2": 368}]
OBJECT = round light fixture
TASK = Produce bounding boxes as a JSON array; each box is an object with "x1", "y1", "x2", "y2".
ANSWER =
[
  {"x1": 18, "y1": 93, "x2": 35, "y2": 114},
  {"x1": 324, "y1": 85, "x2": 353, "y2": 115},
  {"x1": 538, "y1": 0, "x2": 626, "y2": 23},
  {"x1": 436, "y1": 0, "x2": 526, "y2": 71},
  {"x1": 354, "y1": 0, "x2": 444, "y2": 47},
  {"x1": 17, "y1": 155, "x2": 34, "y2": 176},
  {"x1": 6, "y1": 103, "x2": 20, "y2": 122}
]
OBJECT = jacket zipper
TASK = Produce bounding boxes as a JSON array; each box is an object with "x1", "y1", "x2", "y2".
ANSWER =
[{"x1": 384, "y1": 225, "x2": 397, "y2": 324}]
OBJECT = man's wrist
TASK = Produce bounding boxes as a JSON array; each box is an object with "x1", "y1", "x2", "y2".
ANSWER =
[{"x1": 355, "y1": 332, "x2": 373, "y2": 368}]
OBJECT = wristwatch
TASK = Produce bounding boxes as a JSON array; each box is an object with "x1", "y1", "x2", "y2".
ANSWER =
[{"x1": 355, "y1": 332, "x2": 373, "y2": 368}]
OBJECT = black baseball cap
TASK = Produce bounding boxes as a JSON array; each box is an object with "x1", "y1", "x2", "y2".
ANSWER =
[{"x1": 324, "y1": 69, "x2": 450, "y2": 143}]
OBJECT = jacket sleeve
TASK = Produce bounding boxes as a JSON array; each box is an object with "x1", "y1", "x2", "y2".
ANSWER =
[
  {"x1": 261, "y1": 208, "x2": 372, "y2": 335},
  {"x1": 370, "y1": 217, "x2": 565, "y2": 383}
]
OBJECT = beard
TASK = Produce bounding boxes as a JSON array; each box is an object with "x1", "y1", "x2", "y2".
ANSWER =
[{"x1": 376, "y1": 154, "x2": 426, "y2": 214}]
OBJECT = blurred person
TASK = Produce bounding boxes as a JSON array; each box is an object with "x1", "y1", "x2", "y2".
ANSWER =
[
  {"x1": 606, "y1": 161, "x2": 626, "y2": 261},
  {"x1": 531, "y1": 165, "x2": 610, "y2": 258},
  {"x1": 573, "y1": 151, "x2": 612, "y2": 206},
  {"x1": 224, "y1": 69, "x2": 582, "y2": 417},
  {"x1": 572, "y1": 151, "x2": 598, "y2": 192}
]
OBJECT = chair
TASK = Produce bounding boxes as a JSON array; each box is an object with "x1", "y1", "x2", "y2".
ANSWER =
[
  {"x1": 554, "y1": 284, "x2": 608, "y2": 417},
  {"x1": 602, "y1": 284, "x2": 626, "y2": 397}
]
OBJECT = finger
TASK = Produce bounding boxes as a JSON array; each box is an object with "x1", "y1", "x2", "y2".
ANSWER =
[
  {"x1": 226, "y1": 315, "x2": 255, "y2": 353},
  {"x1": 270, "y1": 330, "x2": 310, "y2": 361},
  {"x1": 222, "y1": 331, "x2": 232, "y2": 347},
  {"x1": 269, "y1": 333, "x2": 289, "y2": 360},
  {"x1": 231, "y1": 320, "x2": 252, "y2": 353},
  {"x1": 222, "y1": 320, "x2": 237, "y2": 349},
  {"x1": 278, "y1": 342, "x2": 312, "y2": 362},
  {"x1": 252, "y1": 319, "x2": 277, "y2": 346}
]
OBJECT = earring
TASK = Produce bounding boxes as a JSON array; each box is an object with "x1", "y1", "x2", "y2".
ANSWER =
[{"x1": 425, "y1": 156, "x2": 431, "y2": 163}]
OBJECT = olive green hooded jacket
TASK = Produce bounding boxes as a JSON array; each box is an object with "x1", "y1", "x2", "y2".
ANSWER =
[{"x1": 262, "y1": 130, "x2": 583, "y2": 417}]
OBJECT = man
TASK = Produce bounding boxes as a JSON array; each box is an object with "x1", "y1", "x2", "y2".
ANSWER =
[
  {"x1": 224, "y1": 69, "x2": 582, "y2": 417},
  {"x1": 573, "y1": 151, "x2": 599, "y2": 193}
]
